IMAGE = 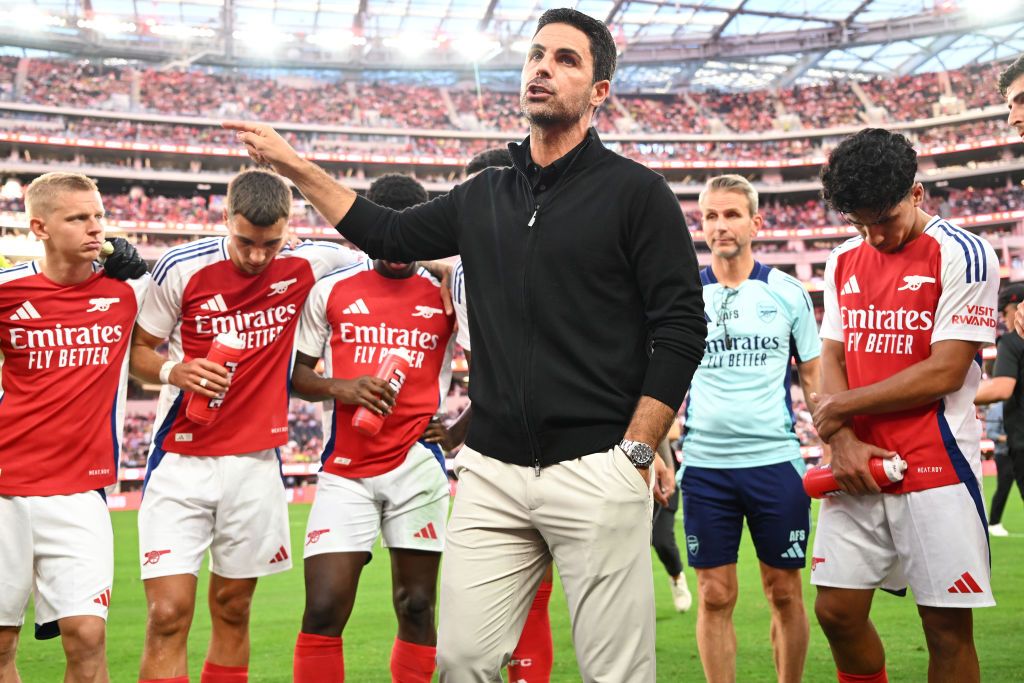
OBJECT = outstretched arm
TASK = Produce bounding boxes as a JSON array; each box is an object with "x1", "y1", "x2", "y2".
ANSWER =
[{"x1": 224, "y1": 121, "x2": 356, "y2": 227}]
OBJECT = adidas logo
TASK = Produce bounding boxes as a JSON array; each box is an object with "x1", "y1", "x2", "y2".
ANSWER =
[
  {"x1": 199, "y1": 294, "x2": 228, "y2": 312},
  {"x1": 9, "y1": 301, "x2": 40, "y2": 321},
  {"x1": 343, "y1": 299, "x2": 370, "y2": 315},
  {"x1": 92, "y1": 588, "x2": 111, "y2": 607},
  {"x1": 840, "y1": 275, "x2": 861, "y2": 295},
  {"x1": 947, "y1": 571, "x2": 984, "y2": 594},
  {"x1": 269, "y1": 545, "x2": 290, "y2": 564},
  {"x1": 780, "y1": 542, "x2": 805, "y2": 559},
  {"x1": 413, "y1": 523, "x2": 439, "y2": 540}
]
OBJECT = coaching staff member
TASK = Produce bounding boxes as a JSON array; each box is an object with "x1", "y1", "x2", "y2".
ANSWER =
[{"x1": 226, "y1": 8, "x2": 706, "y2": 681}]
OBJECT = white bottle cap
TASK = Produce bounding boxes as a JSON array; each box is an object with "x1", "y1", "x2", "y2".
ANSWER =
[
  {"x1": 882, "y1": 454, "x2": 907, "y2": 482},
  {"x1": 215, "y1": 332, "x2": 246, "y2": 350}
]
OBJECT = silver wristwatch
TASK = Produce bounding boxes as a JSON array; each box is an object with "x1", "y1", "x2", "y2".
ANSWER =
[{"x1": 619, "y1": 439, "x2": 656, "y2": 468}]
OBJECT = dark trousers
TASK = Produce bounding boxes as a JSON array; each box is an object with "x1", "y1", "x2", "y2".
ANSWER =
[
  {"x1": 652, "y1": 483, "x2": 684, "y2": 577},
  {"x1": 990, "y1": 448, "x2": 1024, "y2": 525}
]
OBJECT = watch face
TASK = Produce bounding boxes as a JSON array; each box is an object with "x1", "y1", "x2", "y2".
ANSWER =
[{"x1": 624, "y1": 441, "x2": 655, "y2": 467}]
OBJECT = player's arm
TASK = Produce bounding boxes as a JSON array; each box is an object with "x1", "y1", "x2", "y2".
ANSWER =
[
  {"x1": 816, "y1": 339, "x2": 896, "y2": 495},
  {"x1": 423, "y1": 404, "x2": 472, "y2": 451},
  {"x1": 421, "y1": 414, "x2": 464, "y2": 451},
  {"x1": 225, "y1": 121, "x2": 459, "y2": 262},
  {"x1": 975, "y1": 377, "x2": 1016, "y2": 405},
  {"x1": 815, "y1": 339, "x2": 981, "y2": 430},
  {"x1": 812, "y1": 251, "x2": 892, "y2": 493},
  {"x1": 976, "y1": 334, "x2": 1021, "y2": 405},
  {"x1": 128, "y1": 324, "x2": 228, "y2": 399},
  {"x1": 291, "y1": 351, "x2": 395, "y2": 414},
  {"x1": 418, "y1": 260, "x2": 454, "y2": 315},
  {"x1": 816, "y1": 236, "x2": 998, "y2": 433},
  {"x1": 796, "y1": 357, "x2": 822, "y2": 413}
]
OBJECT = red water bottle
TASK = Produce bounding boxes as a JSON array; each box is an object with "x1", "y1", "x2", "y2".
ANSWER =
[
  {"x1": 803, "y1": 455, "x2": 907, "y2": 498},
  {"x1": 185, "y1": 332, "x2": 246, "y2": 425},
  {"x1": 352, "y1": 349, "x2": 412, "y2": 437}
]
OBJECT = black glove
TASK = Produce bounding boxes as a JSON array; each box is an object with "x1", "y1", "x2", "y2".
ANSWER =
[{"x1": 101, "y1": 238, "x2": 148, "y2": 280}]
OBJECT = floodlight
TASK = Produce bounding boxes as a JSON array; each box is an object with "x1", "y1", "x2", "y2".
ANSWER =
[
  {"x1": 452, "y1": 33, "x2": 501, "y2": 62},
  {"x1": 77, "y1": 15, "x2": 138, "y2": 37},
  {"x1": 233, "y1": 24, "x2": 293, "y2": 47}
]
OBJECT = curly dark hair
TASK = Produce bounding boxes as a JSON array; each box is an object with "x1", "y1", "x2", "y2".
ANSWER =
[
  {"x1": 465, "y1": 147, "x2": 512, "y2": 175},
  {"x1": 998, "y1": 55, "x2": 1024, "y2": 98},
  {"x1": 366, "y1": 173, "x2": 428, "y2": 211},
  {"x1": 820, "y1": 128, "x2": 918, "y2": 216},
  {"x1": 535, "y1": 8, "x2": 617, "y2": 84}
]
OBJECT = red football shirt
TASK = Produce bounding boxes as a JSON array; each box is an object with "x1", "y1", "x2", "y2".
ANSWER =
[
  {"x1": 0, "y1": 262, "x2": 147, "y2": 495},
  {"x1": 820, "y1": 217, "x2": 998, "y2": 493},
  {"x1": 296, "y1": 260, "x2": 455, "y2": 478},
  {"x1": 139, "y1": 238, "x2": 360, "y2": 456}
]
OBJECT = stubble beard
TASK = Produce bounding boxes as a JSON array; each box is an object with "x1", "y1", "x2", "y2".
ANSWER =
[{"x1": 520, "y1": 90, "x2": 592, "y2": 129}]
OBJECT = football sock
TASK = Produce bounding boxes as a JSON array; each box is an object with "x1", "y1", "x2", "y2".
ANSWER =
[
  {"x1": 838, "y1": 668, "x2": 888, "y2": 683},
  {"x1": 389, "y1": 638, "x2": 436, "y2": 683},
  {"x1": 293, "y1": 632, "x2": 344, "y2": 682},
  {"x1": 138, "y1": 678, "x2": 189, "y2": 683},
  {"x1": 508, "y1": 580, "x2": 554, "y2": 683},
  {"x1": 200, "y1": 661, "x2": 247, "y2": 683}
]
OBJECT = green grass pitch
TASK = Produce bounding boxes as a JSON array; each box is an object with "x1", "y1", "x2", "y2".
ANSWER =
[{"x1": 15, "y1": 476, "x2": 1024, "y2": 681}]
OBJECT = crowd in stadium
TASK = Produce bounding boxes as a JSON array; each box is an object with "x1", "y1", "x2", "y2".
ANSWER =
[
  {"x1": 4, "y1": 182, "x2": 1021, "y2": 233},
  {"x1": 1, "y1": 113, "x2": 1013, "y2": 171},
  {"x1": 0, "y1": 56, "x2": 1008, "y2": 136}
]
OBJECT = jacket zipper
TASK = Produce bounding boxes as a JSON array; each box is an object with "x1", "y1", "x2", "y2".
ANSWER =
[
  {"x1": 516, "y1": 142, "x2": 591, "y2": 476},
  {"x1": 519, "y1": 190, "x2": 543, "y2": 475}
]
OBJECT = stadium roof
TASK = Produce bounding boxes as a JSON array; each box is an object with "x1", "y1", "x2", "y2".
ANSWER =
[{"x1": 1, "y1": 1, "x2": 1023, "y2": 90}]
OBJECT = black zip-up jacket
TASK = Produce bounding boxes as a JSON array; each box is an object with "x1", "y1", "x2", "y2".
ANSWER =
[{"x1": 337, "y1": 128, "x2": 707, "y2": 468}]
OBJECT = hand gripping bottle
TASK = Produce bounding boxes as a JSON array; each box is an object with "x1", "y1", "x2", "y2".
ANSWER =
[
  {"x1": 803, "y1": 455, "x2": 907, "y2": 498},
  {"x1": 351, "y1": 349, "x2": 412, "y2": 437},
  {"x1": 185, "y1": 332, "x2": 246, "y2": 425}
]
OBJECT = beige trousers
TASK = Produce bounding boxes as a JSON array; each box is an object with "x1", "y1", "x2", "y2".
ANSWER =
[{"x1": 437, "y1": 445, "x2": 656, "y2": 682}]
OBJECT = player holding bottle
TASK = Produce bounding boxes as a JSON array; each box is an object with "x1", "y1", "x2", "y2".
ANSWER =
[
  {"x1": 130, "y1": 169, "x2": 365, "y2": 683},
  {"x1": 291, "y1": 174, "x2": 455, "y2": 683},
  {"x1": 811, "y1": 129, "x2": 998, "y2": 683}
]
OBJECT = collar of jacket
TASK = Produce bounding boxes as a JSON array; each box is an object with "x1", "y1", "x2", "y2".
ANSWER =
[{"x1": 507, "y1": 126, "x2": 604, "y2": 179}]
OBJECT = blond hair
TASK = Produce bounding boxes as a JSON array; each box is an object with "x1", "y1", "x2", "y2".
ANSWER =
[
  {"x1": 25, "y1": 172, "x2": 99, "y2": 219},
  {"x1": 698, "y1": 174, "x2": 759, "y2": 216}
]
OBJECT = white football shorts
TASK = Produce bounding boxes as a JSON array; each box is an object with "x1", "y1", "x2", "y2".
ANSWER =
[
  {"x1": 0, "y1": 491, "x2": 113, "y2": 635},
  {"x1": 810, "y1": 482, "x2": 994, "y2": 608},
  {"x1": 303, "y1": 441, "x2": 449, "y2": 559},
  {"x1": 138, "y1": 449, "x2": 292, "y2": 579}
]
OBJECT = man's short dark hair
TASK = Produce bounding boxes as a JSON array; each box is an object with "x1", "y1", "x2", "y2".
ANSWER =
[
  {"x1": 820, "y1": 128, "x2": 918, "y2": 216},
  {"x1": 535, "y1": 8, "x2": 616, "y2": 84},
  {"x1": 999, "y1": 283, "x2": 1024, "y2": 312},
  {"x1": 367, "y1": 174, "x2": 428, "y2": 211},
  {"x1": 227, "y1": 169, "x2": 291, "y2": 226},
  {"x1": 998, "y1": 56, "x2": 1024, "y2": 98},
  {"x1": 465, "y1": 147, "x2": 513, "y2": 175}
]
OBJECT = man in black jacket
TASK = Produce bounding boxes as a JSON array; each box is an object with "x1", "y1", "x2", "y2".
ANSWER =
[{"x1": 226, "y1": 8, "x2": 706, "y2": 681}]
